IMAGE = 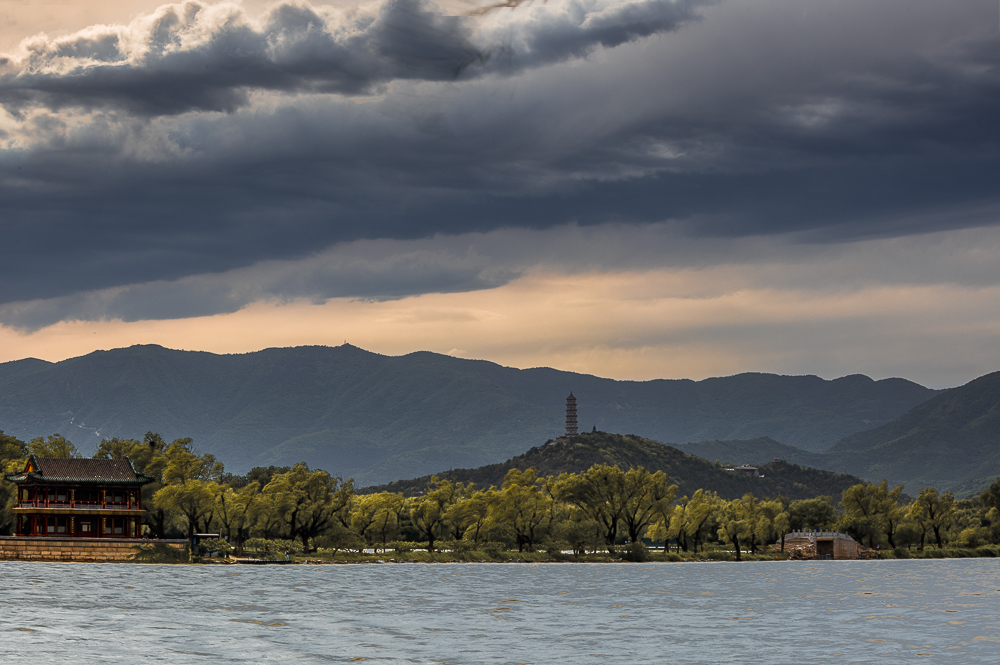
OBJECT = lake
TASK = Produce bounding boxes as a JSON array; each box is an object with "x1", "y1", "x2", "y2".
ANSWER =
[{"x1": 1, "y1": 559, "x2": 998, "y2": 663}]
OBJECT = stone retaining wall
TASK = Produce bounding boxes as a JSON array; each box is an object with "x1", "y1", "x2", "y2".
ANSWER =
[{"x1": 0, "y1": 537, "x2": 187, "y2": 562}]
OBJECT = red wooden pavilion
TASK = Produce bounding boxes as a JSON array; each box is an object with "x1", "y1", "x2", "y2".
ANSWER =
[{"x1": 5, "y1": 456, "x2": 154, "y2": 539}]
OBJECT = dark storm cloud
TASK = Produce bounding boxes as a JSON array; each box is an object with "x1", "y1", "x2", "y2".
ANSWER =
[
  {"x1": 0, "y1": 237, "x2": 520, "y2": 330},
  {"x1": 0, "y1": 0, "x2": 482, "y2": 115},
  {"x1": 0, "y1": 0, "x2": 998, "y2": 324},
  {"x1": 0, "y1": 0, "x2": 710, "y2": 116}
]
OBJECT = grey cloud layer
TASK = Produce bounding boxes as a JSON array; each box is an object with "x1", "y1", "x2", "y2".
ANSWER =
[
  {"x1": 6, "y1": 221, "x2": 1000, "y2": 331},
  {"x1": 0, "y1": 0, "x2": 997, "y2": 320},
  {"x1": 0, "y1": 0, "x2": 709, "y2": 115}
]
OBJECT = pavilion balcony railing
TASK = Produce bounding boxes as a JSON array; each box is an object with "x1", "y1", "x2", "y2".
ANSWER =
[{"x1": 16, "y1": 500, "x2": 139, "y2": 510}]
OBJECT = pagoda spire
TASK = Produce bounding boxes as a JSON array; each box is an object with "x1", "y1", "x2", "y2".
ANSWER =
[{"x1": 565, "y1": 392, "x2": 578, "y2": 437}]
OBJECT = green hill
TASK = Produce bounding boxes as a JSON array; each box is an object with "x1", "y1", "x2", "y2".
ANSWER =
[
  {"x1": 0, "y1": 344, "x2": 938, "y2": 485},
  {"x1": 819, "y1": 371, "x2": 1000, "y2": 495},
  {"x1": 364, "y1": 431, "x2": 867, "y2": 500}
]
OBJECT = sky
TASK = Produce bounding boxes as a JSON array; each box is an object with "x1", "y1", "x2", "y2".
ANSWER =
[{"x1": 0, "y1": 0, "x2": 997, "y2": 388}]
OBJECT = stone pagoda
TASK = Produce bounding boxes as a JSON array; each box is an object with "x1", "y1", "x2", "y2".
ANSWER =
[{"x1": 565, "y1": 392, "x2": 578, "y2": 437}]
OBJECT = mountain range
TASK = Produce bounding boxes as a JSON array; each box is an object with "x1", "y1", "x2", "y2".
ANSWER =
[
  {"x1": 0, "y1": 344, "x2": 940, "y2": 486},
  {"x1": 677, "y1": 373, "x2": 1000, "y2": 495}
]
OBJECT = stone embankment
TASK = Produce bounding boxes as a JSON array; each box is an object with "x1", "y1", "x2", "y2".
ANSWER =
[{"x1": 0, "y1": 537, "x2": 186, "y2": 562}]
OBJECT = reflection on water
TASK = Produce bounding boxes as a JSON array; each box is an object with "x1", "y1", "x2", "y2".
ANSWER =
[{"x1": 1, "y1": 559, "x2": 998, "y2": 663}]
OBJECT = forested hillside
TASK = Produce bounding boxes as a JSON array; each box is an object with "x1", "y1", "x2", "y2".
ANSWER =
[
  {"x1": 677, "y1": 437, "x2": 825, "y2": 469},
  {"x1": 0, "y1": 344, "x2": 938, "y2": 485},
  {"x1": 821, "y1": 371, "x2": 1000, "y2": 495},
  {"x1": 365, "y1": 431, "x2": 866, "y2": 500}
]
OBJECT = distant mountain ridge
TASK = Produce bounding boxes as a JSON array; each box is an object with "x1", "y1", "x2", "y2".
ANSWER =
[
  {"x1": 673, "y1": 372, "x2": 1000, "y2": 495},
  {"x1": 820, "y1": 370, "x2": 1000, "y2": 495},
  {"x1": 0, "y1": 344, "x2": 939, "y2": 485}
]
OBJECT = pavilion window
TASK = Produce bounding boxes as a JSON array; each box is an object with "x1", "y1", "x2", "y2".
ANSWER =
[
  {"x1": 57, "y1": 517, "x2": 67, "y2": 534},
  {"x1": 47, "y1": 517, "x2": 56, "y2": 534},
  {"x1": 112, "y1": 518, "x2": 124, "y2": 535},
  {"x1": 57, "y1": 489, "x2": 66, "y2": 502},
  {"x1": 80, "y1": 521, "x2": 92, "y2": 533}
]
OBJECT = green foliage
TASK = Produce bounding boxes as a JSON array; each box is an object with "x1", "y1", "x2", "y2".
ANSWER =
[
  {"x1": 386, "y1": 541, "x2": 424, "y2": 554},
  {"x1": 261, "y1": 463, "x2": 353, "y2": 551},
  {"x1": 352, "y1": 492, "x2": 405, "y2": 551},
  {"x1": 716, "y1": 493, "x2": 757, "y2": 561},
  {"x1": 28, "y1": 434, "x2": 80, "y2": 459},
  {"x1": 787, "y1": 497, "x2": 838, "y2": 531},
  {"x1": 408, "y1": 477, "x2": 460, "y2": 551},
  {"x1": 0, "y1": 430, "x2": 28, "y2": 463},
  {"x1": 909, "y1": 487, "x2": 957, "y2": 548},
  {"x1": 0, "y1": 431, "x2": 28, "y2": 535},
  {"x1": 837, "y1": 480, "x2": 905, "y2": 549},
  {"x1": 313, "y1": 522, "x2": 365, "y2": 553},
  {"x1": 621, "y1": 542, "x2": 651, "y2": 562},
  {"x1": 197, "y1": 538, "x2": 232, "y2": 555},
  {"x1": 129, "y1": 542, "x2": 188, "y2": 564},
  {"x1": 244, "y1": 538, "x2": 304, "y2": 558},
  {"x1": 153, "y1": 437, "x2": 223, "y2": 540},
  {"x1": 494, "y1": 469, "x2": 554, "y2": 552}
]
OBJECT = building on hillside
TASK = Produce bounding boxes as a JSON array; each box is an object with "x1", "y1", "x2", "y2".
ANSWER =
[
  {"x1": 4, "y1": 456, "x2": 154, "y2": 539},
  {"x1": 731, "y1": 464, "x2": 760, "y2": 478},
  {"x1": 565, "y1": 392, "x2": 578, "y2": 437}
]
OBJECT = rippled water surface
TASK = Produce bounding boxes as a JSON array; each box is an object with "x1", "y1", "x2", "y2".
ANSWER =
[{"x1": 2, "y1": 559, "x2": 999, "y2": 663}]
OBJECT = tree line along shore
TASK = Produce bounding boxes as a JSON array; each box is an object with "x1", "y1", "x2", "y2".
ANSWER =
[{"x1": 3, "y1": 430, "x2": 1000, "y2": 564}]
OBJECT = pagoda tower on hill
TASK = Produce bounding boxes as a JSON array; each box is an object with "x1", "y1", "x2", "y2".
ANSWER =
[{"x1": 565, "y1": 392, "x2": 578, "y2": 437}]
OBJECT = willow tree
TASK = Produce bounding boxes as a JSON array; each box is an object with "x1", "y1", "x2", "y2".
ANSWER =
[
  {"x1": 910, "y1": 487, "x2": 956, "y2": 548},
  {"x1": 717, "y1": 494, "x2": 755, "y2": 562},
  {"x1": 493, "y1": 469, "x2": 553, "y2": 552},
  {"x1": 839, "y1": 480, "x2": 904, "y2": 548},
  {"x1": 215, "y1": 482, "x2": 262, "y2": 552},
  {"x1": 153, "y1": 439, "x2": 224, "y2": 541},
  {"x1": 557, "y1": 464, "x2": 679, "y2": 552},
  {"x1": 263, "y1": 463, "x2": 353, "y2": 552},
  {"x1": 620, "y1": 468, "x2": 677, "y2": 544},
  {"x1": 409, "y1": 477, "x2": 460, "y2": 551},
  {"x1": 445, "y1": 489, "x2": 493, "y2": 546},
  {"x1": 681, "y1": 489, "x2": 721, "y2": 553}
]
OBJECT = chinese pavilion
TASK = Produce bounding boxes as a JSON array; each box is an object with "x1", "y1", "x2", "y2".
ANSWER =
[{"x1": 5, "y1": 456, "x2": 154, "y2": 539}]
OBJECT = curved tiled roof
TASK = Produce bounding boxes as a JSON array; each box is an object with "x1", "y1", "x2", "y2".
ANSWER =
[{"x1": 5, "y1": 456, "x2": 154, "y2": 485}]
